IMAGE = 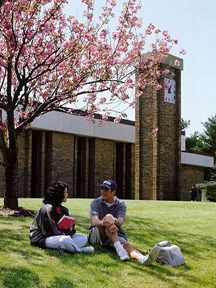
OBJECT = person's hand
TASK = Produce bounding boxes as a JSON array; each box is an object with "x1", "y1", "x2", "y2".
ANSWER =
[
  {"x1": 107, "y1": 223, "x2": 118, "y2": 233},
  {"x1": 102, "y1": 215, "x2": 115, "y2": 227},
  {"x1": 69, "y1": 224, "x2": 75, "y2": 231}
]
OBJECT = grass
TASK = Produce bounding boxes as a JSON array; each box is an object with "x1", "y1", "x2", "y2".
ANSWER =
[{"x1": 0, "y1": 198, "x2": 216, "y2": 288}]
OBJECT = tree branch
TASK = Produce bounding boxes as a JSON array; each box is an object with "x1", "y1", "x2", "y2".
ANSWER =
[{"x1": 0, "y1": 103, "x2": 7, "y2": 110}]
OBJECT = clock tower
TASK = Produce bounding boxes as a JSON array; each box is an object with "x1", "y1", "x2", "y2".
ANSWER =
[{"x1": 135, "y1": 54, "x2": 183, "y2": 200}]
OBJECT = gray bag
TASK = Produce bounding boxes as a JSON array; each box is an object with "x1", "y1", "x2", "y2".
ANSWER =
[{"x1": 156, "y1": 240, "x2": 185, "y2": 267}]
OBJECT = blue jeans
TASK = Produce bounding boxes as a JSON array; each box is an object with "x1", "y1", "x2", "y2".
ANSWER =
[{"x1": 45, "y1": 233, "x2": 88, "y2": 252}]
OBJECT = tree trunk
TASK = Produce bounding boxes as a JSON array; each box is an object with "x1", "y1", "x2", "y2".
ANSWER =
[
  {"x1": 1, "y1": 55, "x2": 19, "y2": 209},
  {"x1": 3, "y1": 153, "x2": 19, "y2": 209}
]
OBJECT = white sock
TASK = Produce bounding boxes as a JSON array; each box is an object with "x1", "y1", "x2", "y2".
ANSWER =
[
  {"x1": 114, "y1": 241, "x2": 128, "y2": 257},
  {"x1": 139, "y1": 254, "x2": 148, "y2": 264}
]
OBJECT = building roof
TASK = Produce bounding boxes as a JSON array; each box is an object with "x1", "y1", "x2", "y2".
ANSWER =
[{"x1": 32, "y1": 110, "x2": 135, "y2": 143}]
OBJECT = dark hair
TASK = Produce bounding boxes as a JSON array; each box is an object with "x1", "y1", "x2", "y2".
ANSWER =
[{"x1": 43, "y1": 181, "x2": 69, "y2": 206}]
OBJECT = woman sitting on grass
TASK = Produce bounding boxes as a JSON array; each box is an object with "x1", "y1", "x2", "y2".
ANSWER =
[{"x1": 29, "y1": 181, "x2": 94, "y2": 253}]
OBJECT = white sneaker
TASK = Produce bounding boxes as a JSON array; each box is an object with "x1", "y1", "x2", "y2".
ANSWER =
[
  {"x1": 81, "y1": 246, "x2": 95, "y2": 253},
  {"x1": 140, "y1": 246, "x2": 160, "y2": 265},
  {"x1": 118, "y1": 249, "x2": 130, "y2": 261},
  {"x1": 119, "y1": 253, "x2": 130, "y2": 261}
]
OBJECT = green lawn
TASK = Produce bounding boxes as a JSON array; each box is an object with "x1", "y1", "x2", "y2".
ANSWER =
[{"x1": 0, "y1": 199, "x2": 215, "y2": 288}]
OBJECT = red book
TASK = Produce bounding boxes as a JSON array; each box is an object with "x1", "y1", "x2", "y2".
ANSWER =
[{"x1": 57, "y1": 215, "x2": 76, "y2": 229}]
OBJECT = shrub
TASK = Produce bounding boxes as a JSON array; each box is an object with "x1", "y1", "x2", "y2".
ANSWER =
[{"x1": 206, "y1": 185, "x2": 216, "y2": 202}]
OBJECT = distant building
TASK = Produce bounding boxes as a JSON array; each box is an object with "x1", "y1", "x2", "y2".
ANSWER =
[
  {"x1": 0, "y1": 55, "x2": 214, "y2": 200},
  {"x1": 0, "y1": 110, "x2": 213, "y2": 200}
]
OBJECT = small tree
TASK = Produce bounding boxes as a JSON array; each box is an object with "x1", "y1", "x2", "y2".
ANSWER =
[
  {"x1": 202, "y1": 114, "x2": 216, "y2": 157},
  {"x1": 181, "y1": 118, "x2": 190, "y2": 131},
  {"x1": 206, "y1": 185, "x2": 216, "y2": 202},
  {"x1": 186, "y1": 131, "x2": 208, "y2": 153},
  {"x1": 186, "y1": 115, "x2": 216, "y2": 181},
  {"x1": 202, "y1": 115, "x2": 216, "y2": 181},
  {"x1": 0, "y1": 0, "x2": 181, "y2": 209}
]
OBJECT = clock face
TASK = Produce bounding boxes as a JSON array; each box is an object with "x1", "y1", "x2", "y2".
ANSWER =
[{"x1": 164, "y1": 78, "x2": 176, "y2": 104}]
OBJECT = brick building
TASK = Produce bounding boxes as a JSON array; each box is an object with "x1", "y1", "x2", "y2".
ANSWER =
[
  {"x1": 0, "y1": 55, "x2": 214, "y2": 200},
  {"x1": 0, "y1": 110, "x2": 214, "y2": 200}
]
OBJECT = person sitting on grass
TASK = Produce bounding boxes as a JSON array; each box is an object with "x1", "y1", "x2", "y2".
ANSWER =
[
  {"x1": 89, "y1": 179, "x2": 160, "y2": 264},
  {"x1": 29, "y1": 181, "x2": 94, "y2": 253}
]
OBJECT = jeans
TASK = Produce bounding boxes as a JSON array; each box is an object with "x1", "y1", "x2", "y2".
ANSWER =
[{"x1": 45, "y1": 233, "x2": 88, "y2": 252}]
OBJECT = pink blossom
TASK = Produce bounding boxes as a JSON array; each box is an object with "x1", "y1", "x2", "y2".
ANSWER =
[
  {"x1": 180, "y1": 49, "x2": 187, "y2": 55},
  {"x1": 155, "y1": 29, "x2": 161, "y2": 34},
  {"x1": 146, "y1": 29, "x2": 152, "y2": 35},
  {"x1": 114, "y1": 116, "x2": 121, "y2": 124},
  {"x1": 154, "y1": 83, "x2": 162, "y2": 90},
  {"x1": 99, "y1": 97, "x2": 107, "y2": 104},
  {"x1": 3, "y1": 2, "x2": 13, "y2": 13},
  {"x1": 118, "y1": 45, "x2": 128, "y2": 52},
  {"x1": 102, "y1": 113, "x2": 109, "y2": 121},
  {"x1": 162, "y1": 30, "x2": 169, "y2": 37},
  {"x1": 0, "y1": 0, "x2": 184, "y2": 134},
  {"x1": 100, "y1": 29, "x2": 108, "y2": 39},
  {"x1": 174, "y1": 59, "x2": 180, "y2": 67},
  {"x1": 42, "y1": 0, "x2": 52, "y2": 4}
]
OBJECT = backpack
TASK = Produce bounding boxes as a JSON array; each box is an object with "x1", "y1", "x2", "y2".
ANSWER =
[{"x1": 155, "y1": 240, "x2": 185, "y2": 267}]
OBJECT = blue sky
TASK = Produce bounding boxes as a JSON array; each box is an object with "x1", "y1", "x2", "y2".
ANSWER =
[{"x1": 65, "y1": 0, "x2": 216, "y2": 135}]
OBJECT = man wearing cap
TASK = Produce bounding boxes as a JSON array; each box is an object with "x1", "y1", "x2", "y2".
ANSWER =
[{"x1": 89, "y1": 179, "x2": 160, "y2": 264}]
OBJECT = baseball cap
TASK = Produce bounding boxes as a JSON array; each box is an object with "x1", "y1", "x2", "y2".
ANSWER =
[{"x1": 99, "y1": 179, "x2": 117, "y2": 191}]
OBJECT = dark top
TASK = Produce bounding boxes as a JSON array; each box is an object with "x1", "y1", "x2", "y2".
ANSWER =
[
  {"x1": 90, "y1": 197, "x2": 127, "y2": 240},
  {"x1": 29, "y1": 204, "x2": 75, "y2": 247}
]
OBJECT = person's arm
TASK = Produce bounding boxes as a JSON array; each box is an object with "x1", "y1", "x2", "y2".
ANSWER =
[
  {"x1": 41, "y1": 205, "x2": 62, "y2": 236},
  {"x1": 63, "y1": 206, "x2": 70, "y2": 216},
  {"x1": 101, "y1": 202, "x2": 126, "y2": 232},
  {"x1": 114, "y1": 217, "x2": 124, "y2": 227},
  {"x1": 91, "y1": 215, "x2": 104, "y2": 227},
  {"x1": 61, "y1": 206, "x2": 76, "y2": 234},
  {"x1": 115, "y1": 202, "x2": 126, "y2": 227},
  {"x1": 91, "y1": 215, "x2": 119, "y2": 234},
  {"x1": 90, "y1": 199, "x2": 104, "y2": 227}
]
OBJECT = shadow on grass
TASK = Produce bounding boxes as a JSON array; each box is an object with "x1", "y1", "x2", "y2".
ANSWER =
[
  {"x1": 1, "y1": 214, "x2": 216, "y2": 260},
  {"x1": 0, "y1": 266, "x2": 40, "y2": 288},
  {"x1": 1, "y1": 214, "x2": 216, "y2": 288},
  {"x1": 48, "y1": 277, "x2": 74, "y2": 288},
  {"x1": 127, "y1": 261, "x2": 215, "y2": 288},
  {"x1": 124, "y1": 216, "x2": 216, "y2": 260},
  {"x1": 0, "y1": 266, "x2": 75, "y2": 288}
]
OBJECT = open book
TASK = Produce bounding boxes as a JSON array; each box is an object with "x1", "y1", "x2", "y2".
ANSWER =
[{"x1": 57, "y1": 215, "x2": 76, "y2": 229}]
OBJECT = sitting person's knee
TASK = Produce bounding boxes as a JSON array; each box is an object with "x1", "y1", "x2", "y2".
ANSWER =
[
  {"x1": 103, "y1": 214, "x2": 115, "y2": 228},
  {"x1": 79, "y1": 234, "x2": 88, "y2": 246},
  {"x1": 103, "y1": 214, "x2": 115, "y2": 221},
  {"x1": 60, "y1": 236, "x2": 75, "y2": 251}
]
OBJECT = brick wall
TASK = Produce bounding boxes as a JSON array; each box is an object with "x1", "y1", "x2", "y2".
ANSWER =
[
  {"x1": 157, "y1": 69, "x2": 181, "y2": 200},
  {"x1": 2, "y1": 126, "x2": 203, "y2": 202},
  {"x1": 135, "y1": 55, "x2": 182, "y2": 200},
  {"x1": 135, "y1": 86, "x2": 158, "y2": 200},
  {"x1": 180, "y1": 165, "x2": 204, "y2": 201},
  {"x1": 17, "y1": 131, "x2": 32, "y2": 198},
  {"x1": 51, "y1": 132, "x2": 74, "y2": 196},
  {"x1": 131, "y1": 144, "x2": 136, "y2": 199},
  {"x1": 94, "y1": 138, "x2": 116, "y2": 197}
]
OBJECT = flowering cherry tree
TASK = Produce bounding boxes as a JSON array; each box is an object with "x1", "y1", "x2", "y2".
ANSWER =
[{"x1": 0, "y1": 0, "x2": 183, "y2": 209}]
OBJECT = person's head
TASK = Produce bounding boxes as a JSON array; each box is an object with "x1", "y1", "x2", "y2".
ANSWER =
[
  {"x1": 43, "y1": 181, "x2": 69, "y2": 206},
  {"x1": 99, "y1": 179, "x2": 117, "y2": 202}
]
